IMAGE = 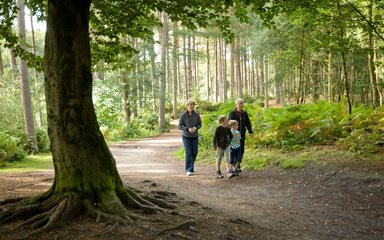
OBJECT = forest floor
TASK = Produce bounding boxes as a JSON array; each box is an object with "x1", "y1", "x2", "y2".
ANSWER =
[{"x1": 1, "y1": 124, "x2": 384, "y2": 240}]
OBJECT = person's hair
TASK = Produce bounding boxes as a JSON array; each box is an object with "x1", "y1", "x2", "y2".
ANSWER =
[
  {"x1": 228, "y1": 120, "x2": 238, "y2": 127},
  {"x1": 218, "y1": 115, "x2": 227, "y2": 123},
  {"x1": 235, "y1": 98, "x2": 244, "y2": 105},
  {"x1": 185, "y1": 99, "x2": 196, "y2": 107}
]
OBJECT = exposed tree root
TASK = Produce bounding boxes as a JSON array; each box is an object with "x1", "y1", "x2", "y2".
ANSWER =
[
  {"x1": 0, "y1": 185, "x2": 182, "y2": 238},
  {"x1": 170, "y1": 231, "x2": 194, "y2": 240},
  {"x1": 156, "y1": 220, "x2": 197, "y2": 235},
  {"x1": 0, "y1": 197, "x2": 26, "y2": 205}
]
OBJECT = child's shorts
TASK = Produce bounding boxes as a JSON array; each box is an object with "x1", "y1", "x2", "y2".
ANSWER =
[{"x1": 216, "y1": 147, "x2": 230, "y2": 164}]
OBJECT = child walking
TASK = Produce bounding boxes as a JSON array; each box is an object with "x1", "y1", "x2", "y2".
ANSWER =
[
  {"x1": 229, "y1": 120, "x2": 242, "y2": 175},
  {"x1": 213, "y1": 115, "x2": 233, "y2": 178}
]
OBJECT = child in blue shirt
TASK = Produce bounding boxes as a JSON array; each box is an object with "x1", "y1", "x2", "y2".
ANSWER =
[{"x1": 229, "y1": 120, "x2": 241, "y2": 176}]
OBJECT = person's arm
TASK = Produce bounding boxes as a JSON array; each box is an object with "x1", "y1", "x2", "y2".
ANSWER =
[
  {"x1": 227, "y1": 129, "x2": 233, "y2": 148},
  {"x1": 178, "y1": 113, "x2": 188, "y2": 131},
  {"x1": 228, "y1": 111, "x2": 234, "y2": 121},
  {"x1": 228, "y1": 128, "x2": 233, "y2": 142},
  {"x1": 196, "y1": 113, "x2": 202, "y2": 129},
  {"x1": 213, "y1": 127, "x2": 218, "y2": 149},
  {"x1": 245, "y1": 112, "x2": 253, "y2": 135}
]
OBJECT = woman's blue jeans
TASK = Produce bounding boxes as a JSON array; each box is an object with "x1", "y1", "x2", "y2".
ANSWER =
[{"x1": 182, "y1": 136, "x2": 199, "y2": 173}]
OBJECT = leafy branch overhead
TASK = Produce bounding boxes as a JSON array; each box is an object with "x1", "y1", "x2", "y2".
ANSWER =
[{"x1": 1, "y1": 0, "x2": 277, "y2": 66}]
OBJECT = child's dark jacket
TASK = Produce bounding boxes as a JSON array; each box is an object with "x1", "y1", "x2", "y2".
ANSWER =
[{"x1": 213, "y1": 125, "x2": 233, "y2": 149}]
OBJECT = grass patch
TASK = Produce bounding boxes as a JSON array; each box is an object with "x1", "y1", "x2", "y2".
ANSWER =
[
  {"x1": 0, "y1": 153, "x2": 53, "y2": 173},
  {"x1": 172, "y1": 147, "x2": 185, "y2": 159},
  {"x1": 280, "y1": 153, "x2": 310, "y2": 169}
]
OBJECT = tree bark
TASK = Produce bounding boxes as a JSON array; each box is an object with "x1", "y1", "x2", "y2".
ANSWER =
[
  {"x1": 230, "y1": 40, "x2": 235, "y2": 99},
  {"x1": 0, "y1": 0, "x2": 170, "y2": 233},
  {"x1": 0, "y1": 47, "x2": 3, "y2": 76},
  {"x1": 159, "y1": 12, "x2": 168, "y2": 129},
  {"x1": 17, "y1": 0, "x2": 38, "y2": 152},
  {"x1": 206, "y1": 36, "x2": 211, "y2": 101},
  {"x1": 367, "y1": 0, "x2": 380, "y2": 107},
  {"x1": 172, "y1": 22, "x2": 179, "y2": 119}
]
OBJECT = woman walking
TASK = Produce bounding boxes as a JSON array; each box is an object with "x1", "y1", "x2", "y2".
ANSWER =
[{"x1": 178, "y1": 99, "x2": 202, "y2": 176}]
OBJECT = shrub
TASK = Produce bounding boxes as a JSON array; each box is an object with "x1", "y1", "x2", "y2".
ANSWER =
[{"x1": 0, "y1": 132, "x2": 27, "y2": 163}]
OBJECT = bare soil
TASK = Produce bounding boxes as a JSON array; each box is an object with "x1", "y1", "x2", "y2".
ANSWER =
[{"x1": 1, "y1": 127, "x2": 384, "y2": 240}]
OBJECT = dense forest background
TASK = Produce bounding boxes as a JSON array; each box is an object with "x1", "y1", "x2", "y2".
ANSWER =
[{"x1": 1, "y1": 0, "x2": 384, "y2": 166}]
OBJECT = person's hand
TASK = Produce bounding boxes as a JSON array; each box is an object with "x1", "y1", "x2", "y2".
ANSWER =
[{"x1": 249, "y1": 133, "x2": 253, "y2": 138}]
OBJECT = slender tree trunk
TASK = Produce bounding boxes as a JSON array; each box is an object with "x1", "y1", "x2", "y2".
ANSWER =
[
  {"x1": 30, "y1": 13, "x2": 44, "y2": 128},
  {"x1": 159, "y1": 12, "x2": 168, "y2": 129},
  {"x1": 337, "y1": 1, "x2": 352, "y2": 113},
  {"x1": 236, "y1": 37, "x2": 242, "y2": 98},
  {"x1": 275, "y1": 63, "x2": 281, "y2": 104},
  {"x1": 172, "y1": 22, "x2": 179, "y2": 119},
  {"x1": 214, "y1": 36, "x2": 218, "y2": 102},
  {"x1": 132, "y1": 40, "x2": 138, "y2": 118},
  {"x1": 206, "y1": 37, "x2": 210, "y2": 101},
  {"x1": 187, "y1": 35, "x2": 192, "y2": 99},
  {"x1": 193, "y1": 35, "x2": 199, "y2": 98},
  {"x1": 0, "y1": 47, "x2": 4, "y2": 76},
  {"x1": 9, "y1": 48, "x2": 17, "y2": 81},
  {"x1": 255, "y1": 57, "x2": 260, "y2": 98},
  {"x1": 259, "y1": 54, "x2": 264, "y2": 98},
  {"x1": 264, "y1": 58, "x2": 269, "y2": 108},
  {"x1": 219, "y1": 38, "x2": 223, "y2": 101},
  {"x1": 122, "y1": 73, "x2": 131, "y2": 123},
  {"x1": 230, "y1": 40, "x2": 235, "y2": 99},
  {"x1": 17, "y1": 0, "x2": 38, "y2": 152},
  {"x1": 183, "y1": 33, "x2": 188, "y2": 100},
  {"x1": 150, "y1": 42, "x2": 157, "y2": 112},
  {"x1": 367, "y1": 0, "x2": 380, "y2": 107},
  {"x1": 222, "y1": 40, "x2": 227, "y2": 102},
  {"x1": 243, "y1": 40, "x2": 248, "y2": 96},
  {"x1": 328, "y1": 52, "x2": 332, "y2": 102}
]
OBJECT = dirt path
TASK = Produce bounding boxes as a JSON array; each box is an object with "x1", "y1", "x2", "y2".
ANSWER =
[
  {"x1": 1, "y1": 127, "x2": 384, "y2": 239},
  {"x1": 111, "y1": 128, "x2": 384, "y2": 240}
]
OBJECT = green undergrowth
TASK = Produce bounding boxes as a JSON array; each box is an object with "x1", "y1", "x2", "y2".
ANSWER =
[
  {"x1": 0, "y1": 153, "x2": 53, "y2": 173},
  {"x1": 179, "y1": 144, "x2": 384, "y2": 173}
]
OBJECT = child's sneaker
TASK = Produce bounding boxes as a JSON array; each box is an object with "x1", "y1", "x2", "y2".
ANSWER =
[
  {"x1": 227, "y1": 171, "x2": 234, "y2": 178},
  {"x1": 216, "y1": 171, "x2": 224, "y2": 178}
]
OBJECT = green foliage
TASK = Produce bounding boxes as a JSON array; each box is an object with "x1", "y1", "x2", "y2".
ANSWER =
[
  {"x1": 0, "y1": 70, "x2": 25, "y2": 133},
  {"x1": 337, "y1": 106, "x2": 384, "y2": 153},
  {"x1": 198, "y1": 100, "x2": 261, "y2": 149},
  {"x1": 93, "y1": 74, "x2": 124, "y2": 130},
  {"x1": 195, "y1": 100, "x2": 222, "y2": 114},
  {"x1": 0, "y1": 153, "x2": 53, "y2": 173},
  {"x1": 196, "y1": 100, "x2": 384, "y2": 171},
  {"x1": 36, "y1": 128, "x2": 50, "y2": 152},
  {"x1": 101, "y1": 111, "x2": 170, "y2": 141},
  {"x1": 258, "y1": 100, "x2": 349, "y2": 150},
  {"x1": 0, "y1": 132, "x2": 27, "y2": 165}
]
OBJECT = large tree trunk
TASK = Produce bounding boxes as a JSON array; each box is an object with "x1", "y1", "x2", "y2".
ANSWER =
[
  {"x1": 0, "y1": 0, "x2": 170, "y2": 234},
  {"x1": 45, "y1": 0, "x2": 129, "y2": 217}
]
